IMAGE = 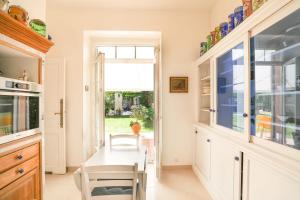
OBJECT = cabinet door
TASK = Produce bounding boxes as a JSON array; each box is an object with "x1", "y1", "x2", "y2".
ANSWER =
[
  {"x1": 215, "y1": 41, "x2": 246, "y2": 133},
  {"x1": 0, "y1": 168, "x2": 40, "y2": 200},
  {"x1": 195, "y1": 129, "x2": 211, "y2": 180},
  {"x1": 243, "y1": 154, "x2": 300, "y2": 200},
  {"x1": 250, "y1": 7, "x2": 300, "y2": 150},
  {"x1": 210, "y1": 136, "x2": 242, "y2": 200}
]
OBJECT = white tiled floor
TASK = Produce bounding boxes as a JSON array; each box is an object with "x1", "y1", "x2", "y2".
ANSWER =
[{"x1": 44, "y1": 165, "x2": 212, "y2": 200}]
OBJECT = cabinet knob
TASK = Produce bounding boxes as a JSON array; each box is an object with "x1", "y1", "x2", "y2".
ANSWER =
[
  {"x1": 206, "y1": 139, "x2": 210, "y2": 142},
  {"x1": 234, "y1": 156, "x2": 240, "y2": 161},
  {"x1": 195, "y1": 130, "x2": 198, "y2": 134},
  {"x1": 17, "y1": 168, "x2": 24, "y2": 174},
  {"x1": 243, "y1": 113, "x2": 248, "y2": 118},
  {"x1": 16, "y1": 155, "x2": 23, "y2": 160}
]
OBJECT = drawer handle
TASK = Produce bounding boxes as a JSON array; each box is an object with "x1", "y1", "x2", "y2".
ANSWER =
[
  {"x1": 17, "y1": 168, "x2": 25, "y2": 174},
  {"x1": 16, "y1": 155, "x2": 23, "y2": 160}
]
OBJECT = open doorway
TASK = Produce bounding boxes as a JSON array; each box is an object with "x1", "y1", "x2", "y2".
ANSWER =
[{"x1": 96, "y1": 45, "x2": 157, "y2": 164}]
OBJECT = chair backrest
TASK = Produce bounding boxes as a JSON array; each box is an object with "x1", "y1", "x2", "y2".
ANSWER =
[
  {"x1": 110, "y1": 134, "x2": 140, "y2": 150},
  {"x1": 81, "y1": 163, "x2": 138, "y2": 200}
]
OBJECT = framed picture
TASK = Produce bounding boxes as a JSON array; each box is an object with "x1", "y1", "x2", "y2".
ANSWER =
[{"x1": 170, "y1": 77, "x2": 188, "y2": 93}]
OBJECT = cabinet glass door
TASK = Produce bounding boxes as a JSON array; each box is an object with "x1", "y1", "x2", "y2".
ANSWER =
[
  {"x1": 216, "y1": 42, "x2": 245, "y2": 133},
  {"x1": 250, "y1": 9, "x2": 300, "y2": 150}
]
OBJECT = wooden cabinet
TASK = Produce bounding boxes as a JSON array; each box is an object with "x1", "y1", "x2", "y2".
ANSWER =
[
  {"x1": 0, "y1": 138, "x2": 41, "y2": 200},
  {"x1": 0, "y1": 168, "x2": 40, "y2": 200}
]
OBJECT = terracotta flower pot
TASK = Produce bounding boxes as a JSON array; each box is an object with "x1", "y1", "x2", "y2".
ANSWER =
[{"x1": 131, "y1": 122, "x2": 141, "y2": 135}]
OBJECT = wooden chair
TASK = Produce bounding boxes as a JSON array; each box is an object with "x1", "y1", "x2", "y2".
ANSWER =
[
  {"x1": 81, "y1": 163, "x2": 138, "y2": 200},
  {"x1": 109, "y1": 134, "x2": 140, "y2": 150}
]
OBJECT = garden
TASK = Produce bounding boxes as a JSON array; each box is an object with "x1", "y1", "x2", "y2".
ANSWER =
[{"x1": 105, "y1": 91, "x2": 154, "y2": 135}]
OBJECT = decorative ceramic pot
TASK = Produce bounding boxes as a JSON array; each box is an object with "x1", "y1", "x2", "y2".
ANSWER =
[
  {"x1": 252, "y1": 0, "x2": 267, "y2": 12},
  {"x1": 215, "y1": 27, "x2": 221, "y2": 43},
  {"x1": 210, "y1": 31, "x2": 216, "y2": 45},
  {"x1": 131, "y1": 122, "x2": 141, "y2": 135},
  {"x1": 220, "y1": 22, "x2": 229, "y2": 38},
  {"x1": 243, "y1": 0, "x2": 253, "y2": 18},
  {"x1": 8, "y1": 5, "x2": 28, "y2": 25},
  {"x1": 200, "y1": 42, "x2": 207, "y2": 56},
  {"x1": 29, "y1": 19, "x2": 46, "y2": 37},
  {"x1": 0, "y1": 0, "x2": 9, "y2": 12},
  {"x1": 228, "y1": 13, "x2": 235, "y2": 32},
  {"x1": 234, "y1": 6, "x2": 244, "y2": 26},
  {"x1": 207, "y1": 34, "x2": 213, "y2": 50}
]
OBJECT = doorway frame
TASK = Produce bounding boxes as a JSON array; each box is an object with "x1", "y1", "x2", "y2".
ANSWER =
[{"x1": 88, "y1": 33, "x2": 163, "y2": 177}]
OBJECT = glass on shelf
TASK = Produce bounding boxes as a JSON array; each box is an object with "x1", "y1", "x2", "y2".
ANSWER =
[
  {"x1": 217, "y1": 42, "x2": 244, "y2": 133},
  {"x1": 250, "y1": 9, "x2": 300, "y2": 150}
]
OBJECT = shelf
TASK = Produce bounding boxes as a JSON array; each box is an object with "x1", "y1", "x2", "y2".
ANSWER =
[
  {"x1": 195, "y1": 0, "x2": 291, "y2": 66},
  {"x1": 201, "y1": 93, "x2": 211, "y2": 96},
  {"x1": 271, "y1": 42, "x2": 300, "y2": 63},
  {"x1": 200, "y1": 76, "x2": 210, "y2": 81},
  {"x1": 0, "y1": 11, "x2": 54, "y2": 53},
  {"x1": 256, "y1": 91, "x2": 300, "y2": 96},
  {"x1": 219, "y1": 82, "x2": 244, "y2": 88}
]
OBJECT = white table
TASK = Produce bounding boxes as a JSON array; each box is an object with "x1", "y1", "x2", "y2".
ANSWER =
[{"x1": 74, "y1": 146, "x2": 147, "y2": 200}]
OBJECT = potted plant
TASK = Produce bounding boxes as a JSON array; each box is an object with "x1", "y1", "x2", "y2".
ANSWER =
[{"x1": 130, "y1": 105, "x2": 147, "y2": 135}]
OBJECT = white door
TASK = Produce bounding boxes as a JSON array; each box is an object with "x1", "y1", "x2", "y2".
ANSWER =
[
  {"x1": 154, "y1": 47, "x2": 162, "y2": 178},
  {"x1": 44, "y1": 58, "x2": 66, "y2": 174},
  {"x1": 95, "y1": 53, "x2": 105, "y2": 148}
]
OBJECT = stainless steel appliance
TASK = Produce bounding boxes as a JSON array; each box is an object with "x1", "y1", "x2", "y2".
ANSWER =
[{"x1": 0, "y1": 77, "x2": 42, "y2": 144}]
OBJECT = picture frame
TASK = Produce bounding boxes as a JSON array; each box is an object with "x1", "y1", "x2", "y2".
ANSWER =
[{"x1": 169, "y1": 77, "x2": 188, "y2": 93}]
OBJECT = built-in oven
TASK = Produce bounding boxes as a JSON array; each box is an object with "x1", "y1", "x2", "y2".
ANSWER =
[{"x1": 0, "y1": 77, "x2": 42, "y2": 144}]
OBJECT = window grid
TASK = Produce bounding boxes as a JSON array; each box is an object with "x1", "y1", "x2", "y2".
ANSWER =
[{"x1": 96, "y1": 46, "x2": 155, "y2": 60}]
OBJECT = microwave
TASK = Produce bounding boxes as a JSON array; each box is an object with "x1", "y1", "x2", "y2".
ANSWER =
[{"x1": 0, "y1": 78, "x2": 42, "y2": 144}]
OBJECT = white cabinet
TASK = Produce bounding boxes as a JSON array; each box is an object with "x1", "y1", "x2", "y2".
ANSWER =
[
  {"x1": 194, "y1": 1, "x2": 300, "y2": 199},
  {"x1": 194, "y1": 128, "x2": 211, "y2": 180},
  {"x1": 193, "y1": 126, "x2": 242, "y2": 200},
  {"x1": 243, "y1": 154, "x2": 300, "y2": 200},
  {"x1": 210, "y1": 135, "x2": 241, "y2": 200}
]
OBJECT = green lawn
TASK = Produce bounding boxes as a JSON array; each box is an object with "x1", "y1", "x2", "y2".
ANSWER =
[{"x1": 105, "y1": 117, "x2": 153, "y2": 135}]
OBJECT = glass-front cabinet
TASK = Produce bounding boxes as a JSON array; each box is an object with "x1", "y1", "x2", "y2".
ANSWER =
[
  {"x1": 197, "y1": 5, "x2": 300, "y2": 153},
  {"x1": 250, "y1": 9, "x2": 300, "y2": 150},
  {"x1": 215, "y1": 42, "x2": 246, "y2": 133}
]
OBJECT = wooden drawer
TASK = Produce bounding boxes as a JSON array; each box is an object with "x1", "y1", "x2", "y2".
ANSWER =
[
  {"x1": 0, "y1": 156, "x2": 39, "y2": 189},
  {"x1": 0, "y1": 167, "x2": 40, "y2": 200},
  {"x1": 0, "y1": 143, "x2": 39, "y2": 173}
]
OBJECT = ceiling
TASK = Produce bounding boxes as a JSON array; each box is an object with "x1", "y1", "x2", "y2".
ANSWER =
[{"x1": 47, "y1": 0, "x2": 216, "y2": 11}]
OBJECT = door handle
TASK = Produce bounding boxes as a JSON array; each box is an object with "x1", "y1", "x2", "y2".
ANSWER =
[{"x1": 54, "y1": 99, "x2": 64, "y2": 128}]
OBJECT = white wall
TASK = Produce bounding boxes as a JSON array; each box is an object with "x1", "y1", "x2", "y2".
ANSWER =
[
  {"x1": 9, "y1": 0, "x2": 46, "y2": 21},
  {"x1": 46, "y1": 8, "x2": 210, "y2": 167},
  {"x1": 210, "y1": 0, "x2": 242, "y2": 29}
]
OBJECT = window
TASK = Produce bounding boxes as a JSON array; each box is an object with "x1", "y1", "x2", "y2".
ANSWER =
[
  {"x1": 136, "y1": 47, "x2": 155, "y2": 59},
  {"x1": 97, "y1": 46, "x2": 155, "y2": 60},
  {"x1": 97, "y1": 46, "x2": 115, "y2": 59},
  {"x1": 116, "y1": 46, "x2": 135, "y2": 59}
]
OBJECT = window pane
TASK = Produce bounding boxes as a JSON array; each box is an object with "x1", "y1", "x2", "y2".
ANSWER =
[
  {"x1": 250, "y1": 9, "x2": 300, "y2": 150},
  {"x1": 116, "y1": 47, "x2": 135, "y2": 59},
  {"x1": 97, "y1": 46, "x2": 115, "y2": 59},
  {"x1": 217, "y1": 42, "x2": 244, "y2": 133},
  {"x1": 136, "y1": 47, "x2": 155, "y2": 59}
]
